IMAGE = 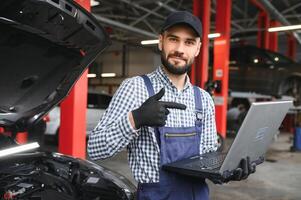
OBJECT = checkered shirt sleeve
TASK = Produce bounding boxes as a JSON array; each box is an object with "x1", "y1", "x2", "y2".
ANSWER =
[{"x1": 87, "y1": 67, "x2": 218, "y2": 183}]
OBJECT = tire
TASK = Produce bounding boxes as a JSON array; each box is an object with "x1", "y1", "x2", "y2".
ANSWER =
[{"x1": 280, "y1": 77, "x2": 301, "y2": 106}]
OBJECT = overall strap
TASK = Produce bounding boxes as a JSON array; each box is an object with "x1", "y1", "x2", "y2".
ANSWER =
[
  {"x1": 193, "y1": 86, "x2": 203, "y2": 128},
  {"x1": 141, "y1": 75, "x2": 161, "y2": 147},
  {"x1": 141, "y1": 75, "x2": 155, "y2": 96}
]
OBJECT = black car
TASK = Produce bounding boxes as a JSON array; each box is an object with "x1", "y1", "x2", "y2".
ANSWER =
[
  {"x1": 0, "y1": 0, "x2": 135, "y2": 199},
  {"x1": 209, "y1": 45, "x2": 301, "y2": 105}
]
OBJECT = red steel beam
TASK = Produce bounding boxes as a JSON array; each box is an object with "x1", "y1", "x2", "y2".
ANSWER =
[
  {"x1": 59, "y1": 0, "x2": 90, "y2": 159},
  {"x1": 287, "y1": 33, "x2": 296, "y2": 61},
  {"x1": 249, "y1": 0, "x2": 267, "y2": 12},
  {"x1": 257, "y1": 11, "x2": 270, "y2": 49},
  {"x1": 213, "y1": 0, "x2": 232, "y2": 138},
  {"x1": 193, "y1": 0, "x2": 211, "y2": 89},
  {"x1": 190, "y1": 63, "x2": 196, "y2": 85},
  {"x1": 250, "y1": 0, "x2": 270, "y2": 50},
  {"x1": 269, "y1": 20, "x2": 280, "y2": 52}
]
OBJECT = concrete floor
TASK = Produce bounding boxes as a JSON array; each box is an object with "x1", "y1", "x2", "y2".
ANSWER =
[{"x1": 93, "y1": 133, "x2": 301, "y2": 200}]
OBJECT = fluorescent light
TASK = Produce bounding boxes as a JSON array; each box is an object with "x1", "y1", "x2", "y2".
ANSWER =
[
  {"x1": 208, "y1": 33, "x2": 221, "y2": 38},
  {"x1": 0, "y1": 142, "x2": 40, "y2": 158},
  {"x1": 87, "y1": 73, "x2": 97, "y2": 78},
  {"x1": 141, "y1": 33, "x2": 221, "y2": 45},
  {"x1": 141, "y1": 39, "x2": 159, "y2": 45},
  {"x1": 101, "y1": 73, "x2": 116, "y2": 77},
  {"x1": 90, "y1": 0, "x2": 99, "y2": 7},
  {"x1": 268, "y1": 24, "x2": 301, "y2": 32}
]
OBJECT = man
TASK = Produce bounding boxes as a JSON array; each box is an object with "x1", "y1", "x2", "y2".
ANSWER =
[{"x1": 88, "y1": 11, "x2": 255, "y2": 200}]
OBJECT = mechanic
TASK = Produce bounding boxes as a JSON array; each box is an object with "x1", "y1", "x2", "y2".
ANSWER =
[{"x1": 88, "y1": 11, "x2": 255, "y2": 200}]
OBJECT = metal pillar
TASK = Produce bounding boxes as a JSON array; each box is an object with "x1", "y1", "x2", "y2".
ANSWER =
[
  {"x1": 250, "y1": 0, "x2": 270, "y2": 49},
  {"x1": 58, "y1": 0, "x2": 90, "y2": 159},
  {"x1": 269, "y1": 20, "x2": 280, "y2": 52},
  {"x1": 193, "y1": 0, "x2": 211, "y2": 89},
  {"x1": 287, "y1": 34, "x2": 296, "y2": 61},
  {"x1": 190, "y1": 63, "x2": 196, "y2": 85},
  {"x1": 93, "y1": 14, "x2": 157, "y2": 38},
  {"x1": 257, "y1": 11, "x2": 269, "y2": 49},
  {"x1": 213, "y1": 0, "x2": 232, "y2": 138},
  {"x1": 257, "y1": 0, "x2": 301, "y2": 44}
]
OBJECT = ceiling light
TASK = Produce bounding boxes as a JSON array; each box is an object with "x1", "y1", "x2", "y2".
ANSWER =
[
  {"x1": 268, "y1": 24, "x2": 301, "y2": 32},
  {"x1": 87, "y1": 73, "x2": 97, "y2": 78},
  {"x1": 101, "y1": 73, "x2": 116, "y2": 77},
  {"x1": 0, "y1": 142, "x2": 40, "y2": 158},
  {"x1": 141, "y1": 39, "x2": 159, "y2": 45},
  {"x1": 90, "y1": 0, "x2": 99, "y2": 7},
  {"x1": 208, "y1": 33, "x2": 221, "y2": 38},
  {"x1": 230, "y1": 38, "x2": 241, "y2": 42}
]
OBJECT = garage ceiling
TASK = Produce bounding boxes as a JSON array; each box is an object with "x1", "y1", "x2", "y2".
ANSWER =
[{"x1": 90, "y1": 0, "x2": 301, "y2": 45}]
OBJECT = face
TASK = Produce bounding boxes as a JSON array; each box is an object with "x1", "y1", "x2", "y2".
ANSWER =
[{"x1": 159, "y1": 24, "x2": 201, "y2": 75}]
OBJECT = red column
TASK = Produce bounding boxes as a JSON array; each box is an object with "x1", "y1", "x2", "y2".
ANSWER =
[
  {"x1": 193, "y1": 0, "x2": 211, "y2": 89},
  {"x1": 250, "y1": 0, "x2": 266, "y2": 11},
  {"x1": 257, "y1": 11, "x2": 269, "y2": 49},
  {"x1": 213, "y1": 0, "x2": 232, "y2": 138},
  {"x1": 190, "y1": 64, "x2": 196, "y2": 85},
  {"x1": 269, "y1": 20, "x2": 280, "y2": 52},
  {"x1": 59, "y1": 0, "x2": 90, "y2": 159},
  {"x1": 287, "y1": 34, "x2": 296, "y2": 61}
]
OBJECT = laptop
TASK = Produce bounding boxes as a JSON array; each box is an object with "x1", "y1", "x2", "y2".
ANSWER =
[{"x1": 162, "y1": 101, "x2": 293, "y2": 181}]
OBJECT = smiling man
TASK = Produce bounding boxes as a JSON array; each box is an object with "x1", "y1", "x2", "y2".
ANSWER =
[{"x1": 88, "y1": 11, "x2": 254, "y2": 200}]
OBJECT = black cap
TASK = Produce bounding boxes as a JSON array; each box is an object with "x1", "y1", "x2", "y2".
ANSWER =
[{"x1": 161, "y1": 11, "x2": 202, "y2": 37}]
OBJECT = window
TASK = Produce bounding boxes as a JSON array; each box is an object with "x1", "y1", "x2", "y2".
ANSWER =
[
  {"x1": 87, "y1": 93, "x2": 112, "y2": 109},
  {"x1": 230, "y1": 48, "x2": 247, "y2": 65},
  {"x1": 245, "y1": 48, "x2": 272, "y2": 65},
  {"x1": 265, "y1": 51, "x2": 294, "y2": 65}
]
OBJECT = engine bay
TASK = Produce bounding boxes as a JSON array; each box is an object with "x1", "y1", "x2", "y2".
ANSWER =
[{"x1": 0, "y1": 152, "x2": 133, "y2": 200}]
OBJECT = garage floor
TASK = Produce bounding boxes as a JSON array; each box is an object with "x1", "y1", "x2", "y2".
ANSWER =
[{"x1": 92, "y1": 133, "x2": 301, "y2": 200}]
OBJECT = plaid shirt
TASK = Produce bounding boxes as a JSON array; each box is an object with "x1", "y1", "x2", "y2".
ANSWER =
[{"x1": 88, "y1": 66, "x2": 218, "y2": 183}]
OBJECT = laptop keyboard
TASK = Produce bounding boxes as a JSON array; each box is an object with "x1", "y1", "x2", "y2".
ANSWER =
[{"x1": 186, "y1": 153, "x2": 226, "y2": 170}]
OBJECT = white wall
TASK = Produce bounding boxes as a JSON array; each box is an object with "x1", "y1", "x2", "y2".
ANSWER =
[
  {"x1": 89, "y1": 42, "x2": 160, "y2": 94},
  {"x1": 128, "y1": 46, "x2": 158, "y2": 76}
]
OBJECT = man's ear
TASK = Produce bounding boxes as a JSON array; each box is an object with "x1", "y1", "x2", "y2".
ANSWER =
[
  {"x1": 158, "y1": 34, "x2": 163, "y2": 51},
  {"x1": 194, "y1": 41, "x2": 202, "y2": 57}
]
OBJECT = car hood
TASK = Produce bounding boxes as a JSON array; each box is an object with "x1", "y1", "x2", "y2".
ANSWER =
[{"x1": 0, "y1": 0, "x2": 111, "y2": 132}]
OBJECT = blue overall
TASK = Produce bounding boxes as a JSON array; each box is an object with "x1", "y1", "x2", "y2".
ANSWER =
[{"x1": 137, "y1": 75, "x2": 209, "y2": 200}]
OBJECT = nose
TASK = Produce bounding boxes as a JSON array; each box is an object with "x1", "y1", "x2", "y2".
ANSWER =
[{"x1": 175, "y1": 41, "x2": 185, "y2": 54}]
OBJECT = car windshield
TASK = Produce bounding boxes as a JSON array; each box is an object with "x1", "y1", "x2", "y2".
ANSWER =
[
  {"x1": 87, "y1": 93, "x2": 112, "y2": 109},
  {"x1": 265, "y1": 51, "x2": 294, "y2": 65}
]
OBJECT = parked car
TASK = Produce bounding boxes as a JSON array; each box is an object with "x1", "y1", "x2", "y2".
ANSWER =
[
  {"x1": 0, "y1": 0, "x2": 135, "y2": 199},
  {"x1": 209, "y1": 45, "x2": 301, "y2": 105},
  {"x1": 45, "y1": 92, "x2": 112, "y2": 142}
]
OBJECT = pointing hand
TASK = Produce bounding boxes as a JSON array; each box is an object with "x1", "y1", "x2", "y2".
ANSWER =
[{"x1": 132, "y1": 88, "x2": 186, "y2": 129}]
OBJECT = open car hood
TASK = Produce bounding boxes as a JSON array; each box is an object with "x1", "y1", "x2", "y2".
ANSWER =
[{"x1": 0, "y1": 0, "x2": 111, "y2": 132}]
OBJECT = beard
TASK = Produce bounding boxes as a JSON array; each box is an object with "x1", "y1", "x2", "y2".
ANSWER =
[{"x1": 161, "y1": 50, "x2": 193, "y2": 75}]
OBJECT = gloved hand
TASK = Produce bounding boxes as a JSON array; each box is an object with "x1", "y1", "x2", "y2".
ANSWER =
[
  {"x1": 209, "y1": 157, "x2": 256, "y2": 184},
  {"x1": 228, "y1": 157, "x2": 256, "y2": 181},
  {"x1": 132, "y1": 88, "x2": 186, "y2": 129}
]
